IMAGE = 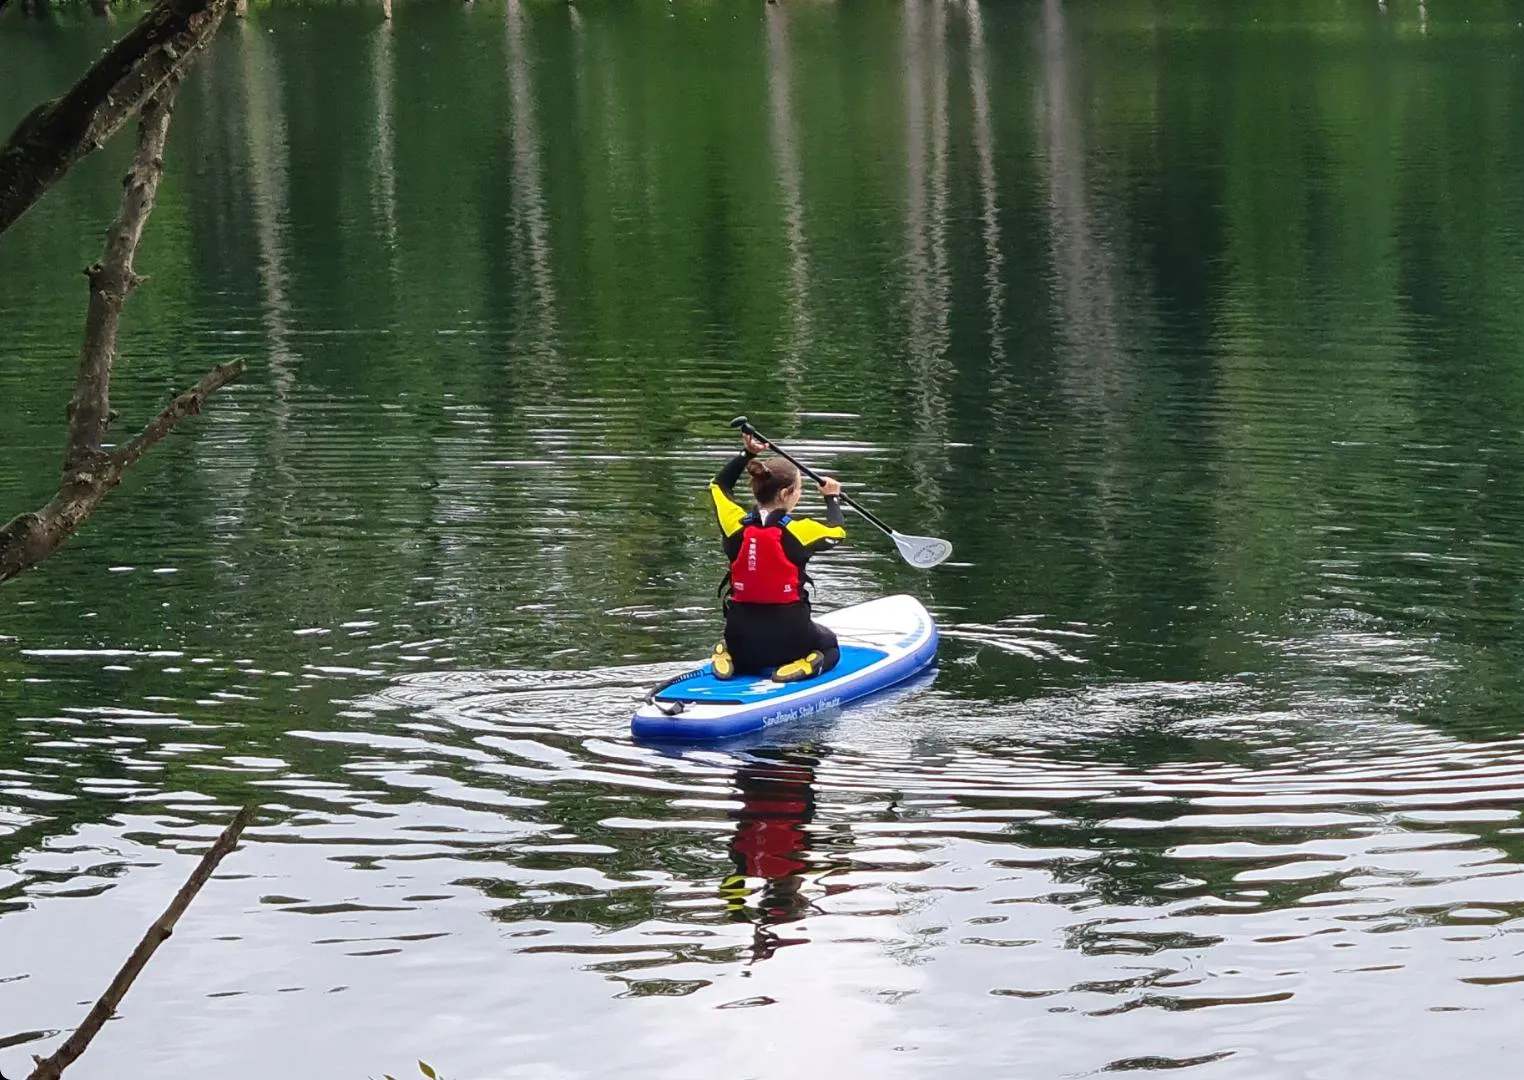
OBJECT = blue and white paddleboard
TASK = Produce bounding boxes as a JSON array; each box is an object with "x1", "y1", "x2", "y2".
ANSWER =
[{"x1": 631, "y1": 594, "x2": 938, "y2": 741}]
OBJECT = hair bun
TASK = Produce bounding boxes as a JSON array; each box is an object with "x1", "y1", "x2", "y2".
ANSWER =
[{"x1": 745, "y1": 456, "x2": 799, "y2": 505}]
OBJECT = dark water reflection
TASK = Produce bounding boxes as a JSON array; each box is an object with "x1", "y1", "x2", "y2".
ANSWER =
[{"x1": 6, "y1": 1, "x2": 1524, "y2": 1077}]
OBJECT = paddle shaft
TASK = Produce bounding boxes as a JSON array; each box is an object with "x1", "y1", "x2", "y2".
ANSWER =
[{"x1": 730, "y1": 417, "x2": 900, "y2": 539}]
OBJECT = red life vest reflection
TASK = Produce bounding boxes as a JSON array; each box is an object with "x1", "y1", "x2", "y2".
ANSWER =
[
  {"x1": 729, "y1": 756, "x2": 816, "y2": 884},
  {"x1": 724, "y1": 751, "x2": 859, "y2": 962},
  {"x1": 723, "y1": 750, "x2": 827, "y2": 964}
]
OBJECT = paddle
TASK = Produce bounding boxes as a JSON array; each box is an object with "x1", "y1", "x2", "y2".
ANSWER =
[{"x1": 729, "y1": 416, "x2": 953, "y2": 569}]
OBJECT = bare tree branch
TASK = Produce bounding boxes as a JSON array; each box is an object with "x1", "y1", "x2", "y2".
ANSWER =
[
  {"x1": 112, "y1": 359, "x2": 246, "y2": 471},
  {"x1": 0, "y1": 351, "x2": 246, "y2": 583},
  {"x1": 25, "y1": 806, "x2": 258, "y2": 1080},
  {"x1": 0, "y1": 75, "x2": 244, "y2": 586},
  {"x1": 65, "y1": 75, "x2": 182, "y2": 476},
  {"x1": 0, "y1": 0, "x2": 235, "y2": 240}
]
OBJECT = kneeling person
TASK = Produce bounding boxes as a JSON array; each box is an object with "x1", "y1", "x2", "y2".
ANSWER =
[{"x1": 709, "y1": 431, "x2": 846, "y2": 682}]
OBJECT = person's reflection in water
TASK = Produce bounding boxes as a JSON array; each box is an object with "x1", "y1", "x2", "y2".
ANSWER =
[{"x1": 720, "y1": 746, "x2": 846, "y2": 963}]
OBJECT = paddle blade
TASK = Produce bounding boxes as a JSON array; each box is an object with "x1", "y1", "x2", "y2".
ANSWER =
[{"x1": 890, "y1": 531, "x2": 953, "y2": 569}]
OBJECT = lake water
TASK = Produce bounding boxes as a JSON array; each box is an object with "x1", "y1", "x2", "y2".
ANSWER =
[{"x1": 5, "y1": 1, "x2": 1524, "y2": 1076}]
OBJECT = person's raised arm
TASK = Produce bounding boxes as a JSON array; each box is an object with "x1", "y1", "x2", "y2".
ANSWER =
[{"x1": 710, "y1": 432, "x2": 769, "y2": 538}]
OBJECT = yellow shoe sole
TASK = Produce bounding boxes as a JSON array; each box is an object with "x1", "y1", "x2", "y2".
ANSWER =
[{"x1": 774, "y1": 651, "x2": 824, "y2": 683}]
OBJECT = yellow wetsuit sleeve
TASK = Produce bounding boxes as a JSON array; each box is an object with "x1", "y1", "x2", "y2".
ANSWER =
[
  {"x1": 710, "y1": 451, "x2": 751, "y2": 539},
  {"x1": 785, "y1": 516, "x2": 847, "y2": 552},
  {"x1": 711, "y1": 482, "x2": 747, "y2": 538}
]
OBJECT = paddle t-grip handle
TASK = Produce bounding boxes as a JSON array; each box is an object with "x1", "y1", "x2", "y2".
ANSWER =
[{"x1": 729, "y1": 417, "x2": 825, "y2": 484}]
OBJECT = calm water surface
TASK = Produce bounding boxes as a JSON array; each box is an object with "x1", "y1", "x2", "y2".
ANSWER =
[{"x1": 5, "y1": 1, "x2": 1524, "y2": 1076}]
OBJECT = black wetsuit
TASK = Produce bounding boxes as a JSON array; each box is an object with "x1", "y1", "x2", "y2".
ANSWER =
[{"x1": 710, "y1": 452, "x2": 846, "y2": 676}]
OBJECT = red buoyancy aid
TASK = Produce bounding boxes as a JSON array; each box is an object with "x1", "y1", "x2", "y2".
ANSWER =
[{"x1": 728, "y1": 519, "x2": 803, "y2": 604}]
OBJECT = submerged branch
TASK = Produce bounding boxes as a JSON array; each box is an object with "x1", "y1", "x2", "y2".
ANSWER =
[{"x1": 25, "y1": 807, "x2": 258, "y2": 1080}]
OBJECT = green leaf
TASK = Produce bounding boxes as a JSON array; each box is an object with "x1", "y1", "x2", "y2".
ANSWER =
[{"x1": 419, "y1": 1063, "x2": 438, "y2": 1080}]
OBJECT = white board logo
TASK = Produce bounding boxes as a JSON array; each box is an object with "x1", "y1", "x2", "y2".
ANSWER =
[{"x1": 763, "y1": 697, "x2": 842, "y2": 727}]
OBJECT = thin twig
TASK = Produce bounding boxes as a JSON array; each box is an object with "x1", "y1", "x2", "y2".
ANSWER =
[
  {"x1": 111, "y1": 359, "x2": 246, "y2": 471},
  {"x1": 26, "y1": 806, "x2": 257, "y2": 1080}
]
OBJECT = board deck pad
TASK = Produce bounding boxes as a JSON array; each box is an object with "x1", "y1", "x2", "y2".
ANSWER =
[{"x1": 654, "y1": 645, "x2": 890, "y2": 704}]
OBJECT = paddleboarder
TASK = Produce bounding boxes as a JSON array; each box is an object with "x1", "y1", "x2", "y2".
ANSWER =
[
  {"x1": 632, "y1": 420, "x2": 946, "y2": 740},
  {"x1": 709, "y1": 429, "x2": 846, "y2": 682}
]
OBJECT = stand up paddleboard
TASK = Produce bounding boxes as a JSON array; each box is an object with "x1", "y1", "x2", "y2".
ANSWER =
[{"x1": 632, "y1": 594, "x2": 938, "y2": 741}]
